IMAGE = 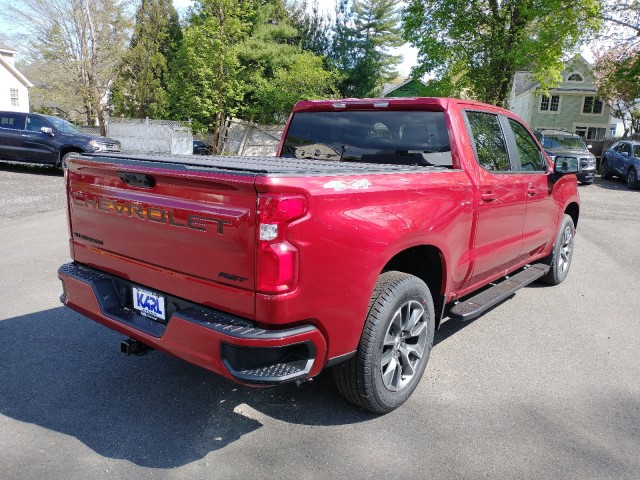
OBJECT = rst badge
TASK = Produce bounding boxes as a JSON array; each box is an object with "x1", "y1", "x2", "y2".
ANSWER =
[{"x1": 132, "y1": 287, "x2": 166, "y2": 321}]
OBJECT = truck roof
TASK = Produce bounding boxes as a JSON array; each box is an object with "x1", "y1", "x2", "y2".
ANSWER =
[
  {"x1": 291, "y1": 97, "x2": 513, "y2": 115},
  {"x1": 292, "y1": 97, "x2": 451, "y2": 113}
]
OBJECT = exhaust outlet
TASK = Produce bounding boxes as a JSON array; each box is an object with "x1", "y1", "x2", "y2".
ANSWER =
[{"x1": 120, "y1": 338, "x2": 153, "y2": 356}]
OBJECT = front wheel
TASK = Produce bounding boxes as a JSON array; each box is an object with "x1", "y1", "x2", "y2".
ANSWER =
[
  {"x1": 60, "y1": 152, "x2": 75, "y2": 170},
  {"x1": 626, "y1": 167, "x2": 638, "y2": 189},
  {"x1": 540, "y1": 214, "x2": 575, "y2": 286},
  {"x1": 333, "y1": 272, "x2": 435, "y2": 414}
]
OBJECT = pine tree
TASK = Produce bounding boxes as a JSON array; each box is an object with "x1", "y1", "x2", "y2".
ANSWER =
[
  {"x1": 237, "y1": 0, "x2": 338, "y2": 123},
  {"x1": 330, "y1": 0, "x2": 404, "y2": 97},
  {"x1": 111, "y1": 0, "x2": 182, "y2": 119}
]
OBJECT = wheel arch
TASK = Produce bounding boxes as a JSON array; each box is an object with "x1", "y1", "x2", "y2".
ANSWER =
[
  {"x1": 565, "y1": 202, "x2": 579, "y2": 229},
  {"x1": 58, "y1": 146, "x2": 85, "y2": 167},
  {"x1": 381, "y1": 245, "x2": 447, "y2": 328}
]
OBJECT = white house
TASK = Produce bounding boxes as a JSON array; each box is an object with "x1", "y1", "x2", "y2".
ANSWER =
[{"x1": 0, "y1": 44, "x2": 33, "y2": 113}]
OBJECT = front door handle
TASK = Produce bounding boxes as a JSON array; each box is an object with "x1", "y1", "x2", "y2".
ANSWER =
[{"x1": 526, "y1": 184, "x2": 537, "y2": 197}]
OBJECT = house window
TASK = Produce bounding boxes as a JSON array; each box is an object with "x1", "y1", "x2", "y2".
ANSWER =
[
  {"x1": 540, "y1": 95, "x2": 560, "y2": 112},
  {"x1": 587, "y1": 127, "x2": 606, "y2": 140},
  {"x1": 575, "y1": 126, "x2": 606, "y2": 141},
  {"x1": 567, "y1": 73, "x2": 583, "y2": 82},
  {"x1": 10, "y1": 88, "x2": 19, "y2": 107},
  {"x1": 583, "y1": 96, "x2": 603, "y2": 114}
]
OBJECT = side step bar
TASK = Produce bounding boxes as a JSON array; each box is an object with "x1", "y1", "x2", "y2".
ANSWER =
[{"x1": 449, "y1": 264, "x2": 550, "y2": 322}]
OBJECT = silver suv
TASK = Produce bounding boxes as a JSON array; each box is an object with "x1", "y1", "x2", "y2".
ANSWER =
[{"x1": 534, "y1": 129, "x2": 597, "y2": 185}]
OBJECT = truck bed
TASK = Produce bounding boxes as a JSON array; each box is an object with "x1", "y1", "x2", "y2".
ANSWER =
[{"x1": 87, "y1": 152, "x2": 443, "y2": 175}]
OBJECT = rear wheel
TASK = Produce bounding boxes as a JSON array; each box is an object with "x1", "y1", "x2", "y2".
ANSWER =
[
  {"x1": 626, "y1": 167, "x2": 638, "y2": 189},
  {"x1": 333, "y1": 271, "x2": 435, "y2": 414},
  {"x1": 541, "y1": 214, "x2": 575, "y2": 286},
  {"x1": 601, "y1": 159, "x2": 612, "y2": 179}
]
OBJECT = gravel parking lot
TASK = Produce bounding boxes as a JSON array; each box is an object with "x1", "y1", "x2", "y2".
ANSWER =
[{"x1": 0, "y1": 162, "x2": 638, "y2": 480}]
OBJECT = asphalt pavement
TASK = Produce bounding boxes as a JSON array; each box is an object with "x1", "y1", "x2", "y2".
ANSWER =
[{"x1": 0, "y1": 162, "x2": 638, "y2": 479}]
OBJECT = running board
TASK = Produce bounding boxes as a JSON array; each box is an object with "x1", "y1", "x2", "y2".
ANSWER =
[{"x1": 449, "y1": 264, "x2": 550, "y2": 322}]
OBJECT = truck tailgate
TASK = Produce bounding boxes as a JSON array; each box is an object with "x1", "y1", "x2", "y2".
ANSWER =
[{"x1": 66, "y1": 155, "x2": 257, "y2": 318}]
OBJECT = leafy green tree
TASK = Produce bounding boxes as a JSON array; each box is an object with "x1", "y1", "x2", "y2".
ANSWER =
[
  {"x1": 246, "y1": 52, "x2": 338, "y2": 123},
  {"x1": 237, "y1": 0, "x2": 338, "y2": 123},
  {"x1": 111, "y1": 0, "x2": 182, "y2": 119},
  {"x1": 167, "y1": 0, "x2": 253, "y2": 151},
  {"x1": 404, "y1": 0, "x2": 602, "y2": 106},
  {"x1": 331, "y1": 0, "x2": 404, "y2": 97}
]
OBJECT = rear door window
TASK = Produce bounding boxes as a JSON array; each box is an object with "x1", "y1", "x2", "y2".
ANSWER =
[
  {"x1": 465, "y1": 111, "x2": 511, "y2": 172},
  {"x1": 0, "y1": 112, "x2": 26, "y2": 130}
]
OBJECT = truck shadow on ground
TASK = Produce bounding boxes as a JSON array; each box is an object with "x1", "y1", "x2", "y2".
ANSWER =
[
  {"x1": 0, "y1": 305, "x2": 478, "y2": 468},
  {"x1": 0, "y1": 307, "x2": 397, "y2": 468}
]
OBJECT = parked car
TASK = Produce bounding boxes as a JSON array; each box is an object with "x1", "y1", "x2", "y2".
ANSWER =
[
  {"x1": 193, "y1": 139, "x2": 211, "y2": 155},
  {"x1": 0, "y1": 111, "x2": 121, "y2": 169},
  {"x1": 601, "y1": 140, "x2": 640, "y2": 189},
  {"x1": 534, "y1": 129, "x2": 597, "y2": 185}
]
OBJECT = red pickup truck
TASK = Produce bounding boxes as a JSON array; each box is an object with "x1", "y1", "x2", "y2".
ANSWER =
[{"x1": 58, "y1": 98, "x2": 580, "y2": 413}]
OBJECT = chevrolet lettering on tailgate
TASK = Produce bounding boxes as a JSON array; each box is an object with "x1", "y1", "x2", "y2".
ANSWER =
[{"x1": 72, "y1": 191, "x2": 232, "y2": 234}]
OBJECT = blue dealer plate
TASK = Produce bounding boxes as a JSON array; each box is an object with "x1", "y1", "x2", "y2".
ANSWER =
[{"x1": 132, "y1": 286, "x2": 166, "y2": 321}]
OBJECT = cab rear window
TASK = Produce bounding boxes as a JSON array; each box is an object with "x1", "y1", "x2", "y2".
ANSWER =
[{"x1": 282, "y1": 111, "x2": 452, "y2": 167}]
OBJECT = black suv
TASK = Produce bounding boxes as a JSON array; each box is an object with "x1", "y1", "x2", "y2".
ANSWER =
[
  {"x1": 534, "y1": 129, "x2": 597, "y2": 185},
  {"x1": 0, "y1": 111, "x2": 121, "y2": 169}
]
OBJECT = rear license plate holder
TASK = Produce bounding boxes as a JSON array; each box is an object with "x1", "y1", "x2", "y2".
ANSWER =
[{"x1": 132, "y1": 286, "x2": 166, "y2": 322}]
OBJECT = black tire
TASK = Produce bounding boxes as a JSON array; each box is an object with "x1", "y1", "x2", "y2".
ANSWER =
[
  {"x1": 601, "y1": 159, "x2": 612, "y2": 179},
  {"x1": 579, "y1": 181, "x2": 593, "y2": 186},
  {"x1": 626, "y1": 167, "x2": 638, "y2": 189},
  {"x1": 333, "y1": 271, "x2": 435, "y2": 414},
  {"x1": 540, "y1": 214, "x2": 575, "y2": 286}
]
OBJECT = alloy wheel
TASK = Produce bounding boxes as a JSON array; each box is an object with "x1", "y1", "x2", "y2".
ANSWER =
[
  {"x1": 380, "y1": 300, "x2": 428, "y2": 392},
  {"x1": 558, "y1": 225, "x2": 573, "y2": 275}
]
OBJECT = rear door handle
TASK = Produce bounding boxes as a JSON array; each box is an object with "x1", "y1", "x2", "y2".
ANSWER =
[{"x1": 480, "y1": 190, "x2": 497, "y2": 202}]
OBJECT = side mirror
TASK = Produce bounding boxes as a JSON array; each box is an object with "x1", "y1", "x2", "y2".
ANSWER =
[
  {"x1": 554, "y1": 156, "x2": 582, "y2": 174},
  {"x1": 587, "y1": 144, "x2": 593, "y2": 150},
  {"x1": 41, "y1": 127, "x2": 54, "y2": 136}
]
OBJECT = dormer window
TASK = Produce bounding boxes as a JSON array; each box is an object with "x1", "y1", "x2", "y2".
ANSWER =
[{"x1": 567, "y1": 73, "x2": 583, "y2": 82}]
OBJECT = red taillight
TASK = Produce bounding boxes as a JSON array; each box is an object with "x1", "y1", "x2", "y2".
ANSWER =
[{"x1": 257, "y1": 194, "x2": 306, "y2": 294}]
